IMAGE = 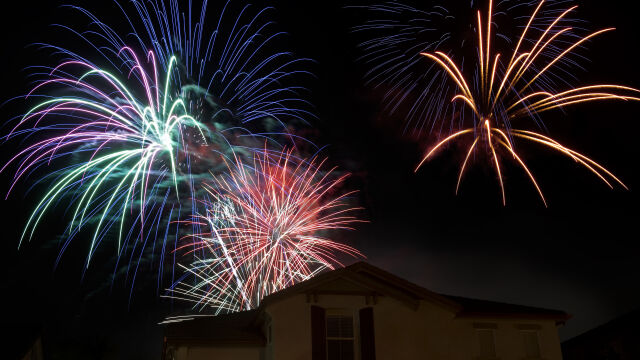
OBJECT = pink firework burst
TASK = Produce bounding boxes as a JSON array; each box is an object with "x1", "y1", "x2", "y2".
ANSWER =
[{"x1": 169, "y1": 149, "x2": 364, "y2": 313}]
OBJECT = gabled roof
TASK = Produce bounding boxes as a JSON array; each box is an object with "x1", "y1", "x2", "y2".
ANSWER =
[
  {"x1": 260, "y1": 261, "x2": 461, "y2": 311},
  {"x1": 164, "y1": 262, "x2": 570, "y2": 345},
  {"x1": 261, "y1": 261, "x2": 570, "y2": 321}
]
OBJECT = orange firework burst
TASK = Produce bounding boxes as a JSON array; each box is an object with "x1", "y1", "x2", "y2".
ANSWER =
[{"x1": 416, "y1": 0, "x2": 640, "y2": 206}]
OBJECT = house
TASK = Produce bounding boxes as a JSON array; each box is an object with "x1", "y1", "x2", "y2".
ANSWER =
[
  {"x1": 8, "y1": 325, "x2": 44, "y2": 360},
  {"x1": 162, "y1": 262, "x2": 570, "y2": 360},
  {"x1": 562, "y1": 308, "x2": 640, "y2": 360},
  {"x1": 19, "y1": 336, "x2": 44, "y2": 360}
]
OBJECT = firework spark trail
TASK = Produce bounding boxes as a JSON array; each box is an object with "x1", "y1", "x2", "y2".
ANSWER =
[
  {"x1": 69, "y1": 0, "x2": 314, "y2": 141},
  {"x1": 167, "y1": 149, "x2": 363, "y2": 313},
  {"x1": 350, "y1": 0, "x2": 586, "y2": 135},
  {"x1": 352, "y1": 3, "x2": 628, "y2": 122},
  {"x1": 2, "y1": 48, "x2": 209, "y2": 266},
  {"x1": 2, "y1": 0, "x2": 317, "y2": 294},
  {"x1": 350, "y1": 2, "x2": 460, "y2": 135},
  {"x1": 56, "y1": 2, "x2": 319, "y2": 245},
  {"x1": 364, "y1": 0, "x2": 639, "y2": 205}
]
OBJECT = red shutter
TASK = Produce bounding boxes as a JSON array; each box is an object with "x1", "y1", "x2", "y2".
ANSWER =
[
  {"x1": 359, "y1": 307, "x2": 376, "y2": 360},
  {"x1": 311, "y1": 305, "x2": 327, "y2": 360}
]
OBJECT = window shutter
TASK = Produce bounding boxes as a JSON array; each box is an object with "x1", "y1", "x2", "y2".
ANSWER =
[
  {"x1": 311, "y1": 305, "x2": 327, "y2": 360},
  {"x1": 359, "y1": 307, "x2": 376, "y2": 360}
]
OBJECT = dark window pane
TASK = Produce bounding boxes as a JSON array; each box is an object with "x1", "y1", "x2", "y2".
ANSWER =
[
  {"x1": 326, "y1": 315, "x2": 354, "y2": 338},
  {"x1": 327, "y1": 339, "x2": 354, "y2": 360}
]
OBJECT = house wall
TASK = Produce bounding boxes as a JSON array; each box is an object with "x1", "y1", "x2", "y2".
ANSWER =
[
  {"x1": 372, "y1": 295, "x2": 454, "y2": 358},
  {"x1": 448, "y1": 317, "x2": 564, "y2": 360},
  {"x1": 169, "y1": 345, "x2": 262, "y2": 360},
  {"x1": 265, "y1": 293, "x2": 564, "y2": 360}
]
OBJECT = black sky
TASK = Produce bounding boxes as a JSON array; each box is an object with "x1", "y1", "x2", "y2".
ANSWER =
[{"x1": 1, "y1": 0, "x2": 640, "y2": 359}]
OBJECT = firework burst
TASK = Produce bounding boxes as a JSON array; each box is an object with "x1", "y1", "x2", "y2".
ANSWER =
[
  {"x1": 352, "y1": 1, "x2": 594, "y2": 135},
  {"x1": 350, "y1": 1, "x2": 460, "y2": 134},
  {"x1": 2, "y1": 0, "x2": 316, "y2": 294},
  {"x1": 169, "y1": 149, "x2": 363, "y2": 313},
  {"x1": 70, "y1": 0, "x2": 314, "y2": 139},
  {"x1": 362, "y1": 0, "x2": 639, "y2": 205},
  {"x1": 2, "y1": 47, "x2": 208, "y2": 266}
]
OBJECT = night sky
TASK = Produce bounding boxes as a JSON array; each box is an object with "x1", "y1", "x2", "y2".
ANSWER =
[{"x1": 1, "y1": 0, "x2": 640, "y2": 359}]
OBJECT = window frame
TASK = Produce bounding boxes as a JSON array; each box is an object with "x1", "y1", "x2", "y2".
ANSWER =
[
  {"x1": 520, "y1": 329, "x2": 542, "y2": 359},
  {"x1": 473, "y1": 323, "x2": 499, "y2": 360},
  {"x1": 325, "y1": 309, "x2": 358, "y2": 360}
]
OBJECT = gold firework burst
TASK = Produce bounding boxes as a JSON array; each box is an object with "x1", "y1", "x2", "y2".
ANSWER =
[{"x1": 416, "y1": 0, "x2": 639, "y2": 206}]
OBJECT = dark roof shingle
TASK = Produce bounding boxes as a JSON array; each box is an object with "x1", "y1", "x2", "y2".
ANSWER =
[{"x1": 164, "y1": 309, "x2": 264, "y2": 346}]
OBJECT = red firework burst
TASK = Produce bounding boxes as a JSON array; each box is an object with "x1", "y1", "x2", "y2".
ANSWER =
[{"x1": 170, "y1": 149, "x2": 363, "y2": 312}]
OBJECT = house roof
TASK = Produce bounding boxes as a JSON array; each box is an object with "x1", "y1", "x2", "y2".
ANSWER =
[
  {"x1": 164, "y1": 262, "x2": 569, "y2": 345},
  {"x1": 562, "y1": 308, "x2": 640, "y2": 348},
  {"x1": 260, "y1": 261, "x2": 462, "y2": 311},
  {"x1": 164, "y1": 309, "x2": 264, "y2": 346},
  {"x1": 444, "y1": 294, "x2": 571, "y2": 321},
  {"x1": 261, "y1": 261, "x2": 569, "y2": 321}
]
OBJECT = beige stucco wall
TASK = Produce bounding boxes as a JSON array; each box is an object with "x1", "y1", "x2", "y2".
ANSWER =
[
  {"x1": 170, "y1": 345, "x2": 262, "y2": 360},
  {"x1": 448, "y1": 317, "x2": 564, "y2": 360},
  {"x1": 264, "y1": 293, "x2": 564, "y2": 360},
  {"x1": 167, "y1": 287, "x2": 564, "y2": 360}
]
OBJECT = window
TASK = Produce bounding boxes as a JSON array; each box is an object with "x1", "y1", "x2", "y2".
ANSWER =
[
  {"x1": 476, "y1": 329, "x2": 497, "y2": 358},
  {"x1": 521, "y1": 330, "x2": 541, "y2": 358},
  {"x1": 326, "y1": 312, "x2": 355, "y2": 360}
]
